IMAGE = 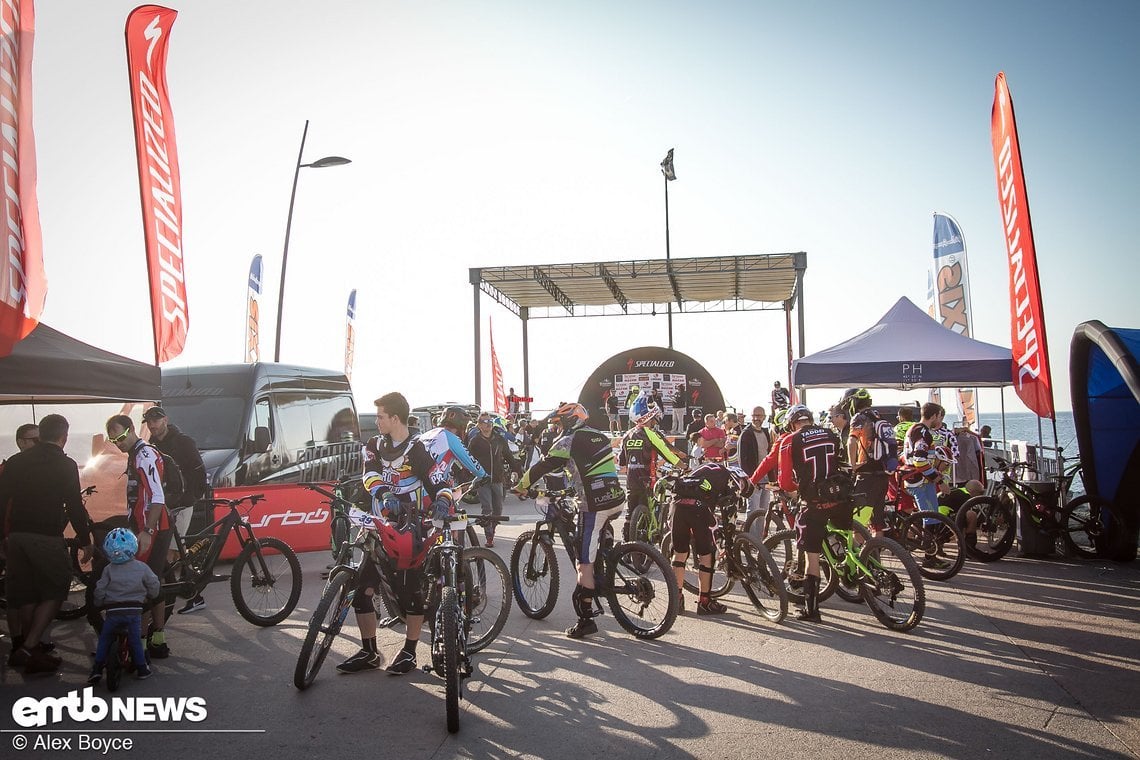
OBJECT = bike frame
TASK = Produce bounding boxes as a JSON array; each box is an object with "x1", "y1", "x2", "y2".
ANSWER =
[{"x1": 164, "y1": 497, "x2": 265, "y2": 599}]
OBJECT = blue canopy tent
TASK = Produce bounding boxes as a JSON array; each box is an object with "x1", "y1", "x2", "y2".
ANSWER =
[
  {"x1": 1069, "y1": 321, "x2": 1140, "y2": 561},
  {"x1": 791, "y1": 297, "x2": 1013, "y2": 388}
]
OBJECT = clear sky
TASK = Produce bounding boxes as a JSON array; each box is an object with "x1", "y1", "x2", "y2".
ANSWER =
[{"x1": 25, "y1": 0, "x2": 1140, "y2": 420}]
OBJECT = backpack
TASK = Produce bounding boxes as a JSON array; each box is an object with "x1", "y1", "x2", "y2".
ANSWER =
[
  {"x1": 133, "y1": 443, "x2": 187, "y2": 510},
  {"x1": 856, "y1": 410, "x2": 900, "y2": 473}
]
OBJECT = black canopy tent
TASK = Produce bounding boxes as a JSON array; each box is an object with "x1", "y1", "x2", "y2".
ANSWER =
[
  {"x1": 0, "y1": 323, "x2": 161, "y2": 404},
  {"x1": 791, "y1": 297, "x2": 1013, "y2": 389}
]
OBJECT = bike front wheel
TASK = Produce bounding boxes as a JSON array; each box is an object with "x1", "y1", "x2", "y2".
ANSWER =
[
  {"x1": 509, "y1": 531, "x2": 559, "y2": 619},
  {"x1": 461, "y1": 547, "x2": 512, "y2": 653},
  {"x1": 731, "y1": 533, "x2": 788, "y2": 623},
  {"x1": 329, "y1": 514, "x2": 351, "y2": 561},
  {"x1": 441, "y1": 586, "x2": 461, "y2": 734},
  {"x1": 231, "y1": 537, "x2": 303, "y2": 626},
  {"x1": 858, "y1": 536, "x2": 925, "y2": 632},
  {"x1": 294, "y1": 567, "x2": 355, "y2": 690},
  {"x1": 957, "y1": 495, "x2": 1015, "y2": 562},
  {"x1": 1061, "y1": 495, "x2": 1127, "y2": 559},
  {"x1": 605, "y1": 541, "x2": 679, "y2": 639},
  {"x1": 899, "y1": 511, "x2": 965, "y2": 581}
]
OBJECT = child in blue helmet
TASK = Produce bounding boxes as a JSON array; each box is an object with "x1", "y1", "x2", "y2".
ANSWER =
[{"x1": 88, "y1": 528, "x2": 161, "y2": 685}]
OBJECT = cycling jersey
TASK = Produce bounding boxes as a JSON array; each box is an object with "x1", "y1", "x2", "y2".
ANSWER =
[
  {"x1": 519, "y1": 426, "x2": 625, "y2": 512},
  {"x1": 417, "y1": 426, "x2": 486, "y2": 486},
  {"x1": 619, "y1": 425, "x2": 682, "y2": 491},
  {"x1": 126, "y1": 439, "x2": 169, "y2": 533},
  {"x1": 362, "y1": 433, "x2": 451, "y2": 512}
]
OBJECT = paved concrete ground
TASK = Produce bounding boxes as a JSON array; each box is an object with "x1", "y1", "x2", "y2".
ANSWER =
[{"x1": 3, "y1": 495, "x2": 1138, "y2": 759}]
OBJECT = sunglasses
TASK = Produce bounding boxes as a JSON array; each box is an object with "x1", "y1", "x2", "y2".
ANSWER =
[{"x1": 107, "y1": 430, "x2": 130, "y2": 444}]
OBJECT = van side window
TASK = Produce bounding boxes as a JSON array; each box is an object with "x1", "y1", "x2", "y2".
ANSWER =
[
  {"x1": 310, "y1": 396, "x2": 359, "y2": 444},
  {"x1": 247, "y1": 397, "x2": 272, "y2": 452},
  {"x1": 275, "y1": 392, "x2": 316, "y2": 452}
]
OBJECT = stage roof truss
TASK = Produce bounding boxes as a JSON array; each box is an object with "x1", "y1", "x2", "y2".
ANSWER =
[{"x1": 474, "y1": 252, "x2": 803, "y2": 320}]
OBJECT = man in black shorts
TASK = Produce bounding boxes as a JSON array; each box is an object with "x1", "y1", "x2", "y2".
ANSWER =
[
  {"x1": 777, "y1": 404, "x2": 853, "y2": 623},
  {"x1": 668, "y1": 462, "x2": 754, "y2": 615},
  {"x1": 0, "y1": 414, "x2": 93, "y2": 673}
]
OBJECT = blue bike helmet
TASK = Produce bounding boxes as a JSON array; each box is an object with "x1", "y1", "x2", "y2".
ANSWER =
[{"x1": 103, "y1": 527, "x2": 139, "y2": 565}]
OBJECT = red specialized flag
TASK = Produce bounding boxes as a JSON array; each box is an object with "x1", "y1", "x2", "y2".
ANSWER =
[
  {"x1": 126, "y1": 5, "x2": 187, "y2": 363},
  {"x1": 991, "y1": 72, "x2": 1054, "y2": 419},
  {"x1": 0, "y1": 0, "x2": 45, "y2": 357},
  {"x1": 490, "y1": 319, "x2": 507, "y2": 415}
]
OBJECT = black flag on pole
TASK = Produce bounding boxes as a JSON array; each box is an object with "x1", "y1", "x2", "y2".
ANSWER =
[{"x1": 660, "y1": 148, "x2": 676, "y2": 181}]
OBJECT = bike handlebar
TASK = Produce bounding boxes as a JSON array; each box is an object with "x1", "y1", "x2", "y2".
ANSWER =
[{"x1": 207, "y1": 494, "x2": 264, "y2": 507}]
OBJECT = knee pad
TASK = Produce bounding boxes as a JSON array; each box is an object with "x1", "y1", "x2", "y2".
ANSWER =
[
  {"x1": 352, "y1": 590, "x2": 375, "y2": 614},
  {"x1": 698, "y1": 564, "x2": 715, "y2": 574},
  {"x1": 571, "y1": 583, "x2": 594, "y2": 619}
]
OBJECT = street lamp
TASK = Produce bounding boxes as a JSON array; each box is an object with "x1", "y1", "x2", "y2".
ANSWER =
[{"x1": 273, "y1": 119, "x2": 351, "y2": 362}]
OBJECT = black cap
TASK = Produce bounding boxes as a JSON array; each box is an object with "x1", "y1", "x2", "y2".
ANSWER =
[{"x1": 142, "y1": 406, "x2": 167, "y2": 421}]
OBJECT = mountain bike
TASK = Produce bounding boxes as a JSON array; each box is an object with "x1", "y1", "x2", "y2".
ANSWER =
[
  {"x1": 510, "y1": 487, "x2": 678, "y2": 639},
  {"x1": 660, "y1": 493, "x2": 788, "y2": 623},
  {"x1": 626, "y1": 462, "x2": 684, "y2": 549},
  {"x1": 765, "y1": 516, "x2": 925, "y2": 631},
  {"x1": 294, "y1": 483, "x2": 511, "y2": 735},
  {"x1": 162, "y1": 493, "x2": 302, "y2": 626},
  {"x1": 959, "y1": 456, "x2": 1126, "y2": 561}
]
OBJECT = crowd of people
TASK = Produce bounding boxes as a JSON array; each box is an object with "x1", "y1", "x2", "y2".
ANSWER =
[{"x1": 0, "y1": 381, "x2": 989, "y2": 680}]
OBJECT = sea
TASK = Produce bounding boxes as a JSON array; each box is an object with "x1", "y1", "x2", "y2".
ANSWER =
[{"x1": 972, "y1": 411, "x2": 1079, "y2": 458}]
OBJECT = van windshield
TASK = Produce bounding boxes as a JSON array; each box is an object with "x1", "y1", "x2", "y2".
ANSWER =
[{"x1": 158, "y1": 396, "x2": 246, "y2": 450}]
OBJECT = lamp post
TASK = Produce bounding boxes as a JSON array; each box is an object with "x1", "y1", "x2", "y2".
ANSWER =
[{"x1": 273, "y1": 119, "x2": 351, "y2": 362}]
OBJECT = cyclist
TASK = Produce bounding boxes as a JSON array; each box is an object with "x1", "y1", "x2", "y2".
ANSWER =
[
  {"x1": 902, "y1": 403, "x2": 948, "y2": 512},
  {"x1": 618, "y1": 408, "x2": 685, "y2": 538},
  {"x1": 105, "y1": 415, "x2": 173, "y2": 659},
  {"x1": 843, "y1": 389, "x2": 894, "y2": 535},
  {"x1": 777, "y1": 404, "x2": 853, "y2": 623},
  {"x1": 337, "y1": 392, "x2": 455, "y2": 676},
  {"x1": 515, "y1": 402, "x2": 626, "y2": 638},
  {"x1": 419, "y1": 405, "x2": 487, "y2": 490},
  {"x1": 465, "y1": 411, "x2": 515, "y2": 546},
  {"x1": 669, "y1": 462, "x2": 754, "y2": 614}
]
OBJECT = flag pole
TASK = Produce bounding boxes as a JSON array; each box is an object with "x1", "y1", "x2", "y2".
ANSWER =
[{"x1": 664, "y1": 173, "x2": 673, "y2": 349}]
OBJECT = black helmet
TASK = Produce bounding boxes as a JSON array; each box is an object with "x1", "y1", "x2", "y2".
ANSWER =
[
  {"x1": 437, "y1": 406, "x2": 470, "y2": 430},
  {"x1": 841, "y1": 388, "x2": 872, "y2": 416}
]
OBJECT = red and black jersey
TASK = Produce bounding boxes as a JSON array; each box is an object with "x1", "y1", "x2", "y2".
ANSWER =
[{"x1": 786, "y1": 425, "x2": 845, "y2": 502}]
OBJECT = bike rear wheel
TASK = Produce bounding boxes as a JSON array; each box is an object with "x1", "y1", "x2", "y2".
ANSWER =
[
  {"x1": 441, "y1": 586, "x2": 461, "y2": 734},
  {"x1": 858, "y1": 536, "x2": 925, "y2": 632},
  {"x1": 231, "y1": 537, "x2": 302, "y2": 626},
  {"x1": 294, "y1": 567, "x2": 354, "y2": 690},
  {"x1": 1061, "y1": 495, "x2": 1127, "y2": 559},
  {"x1": 957, "y1": 496, "x2": 1015, "y2": 562},
  {"x1": 509, "y1": 531, "x2": 559, "y2": 619},
  {"x1": 461, "y1": 547, "x2": 511, "y2": 653},
  {"x1": 731, "y1": 533, "x2": 788, "y2": 623},
  {"x1": 899, "y1": 511, "x2": 965, "y2": 581},
  {"x1": 606, "y1": 541, "x2": 679, "y2": 639}
]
